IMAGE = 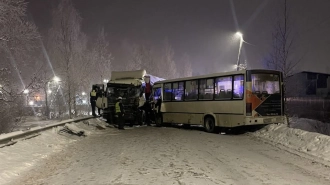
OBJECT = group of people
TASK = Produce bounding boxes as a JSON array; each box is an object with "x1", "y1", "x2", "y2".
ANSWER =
[
  {"x1": 115, "y1": 96, "x2": 158, "y2": 130},
  {"x1": 90, "y1": 87, "x2": 162, "y2": 130}
]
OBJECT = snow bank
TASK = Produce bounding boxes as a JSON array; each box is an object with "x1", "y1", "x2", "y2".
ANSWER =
[
  {"x1": 0, "y1": 119, "x2": 105, "y2": 184},
  {"x1": 252, "y1": 120, "x2": 330, "y2": 163},
  {"x1": 290, "y1": 117, "x2": 330, "y2": 136},
  {"x1": 0, "y1": 128, "x2": 75, "y2": 184}
]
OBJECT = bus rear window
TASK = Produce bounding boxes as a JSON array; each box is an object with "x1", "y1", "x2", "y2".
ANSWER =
[{"x1": 251, "y1": 74, "x2": 280, "y2": 95}]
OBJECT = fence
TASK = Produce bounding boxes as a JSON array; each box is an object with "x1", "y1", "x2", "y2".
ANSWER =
[{"x1": 286, "y1": 97, "x2": 330, "y2": 122}]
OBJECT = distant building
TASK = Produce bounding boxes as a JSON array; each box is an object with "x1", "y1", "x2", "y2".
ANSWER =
[{"x1": 286, "y1": 71, "x2": 330, "y2": 98}]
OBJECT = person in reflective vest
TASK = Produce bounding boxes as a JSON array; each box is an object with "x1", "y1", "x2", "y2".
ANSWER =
[
  {"x1": 90, "y1": 88, "x2": 97, "y2": 117},
  {"x1": 115, "y1": 97, "x2": 125, "y2": 130}
]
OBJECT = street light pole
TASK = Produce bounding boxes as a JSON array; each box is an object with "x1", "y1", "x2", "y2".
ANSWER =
[{"x1": 236, "y1": 32, "x2": 243, "y2": 71}]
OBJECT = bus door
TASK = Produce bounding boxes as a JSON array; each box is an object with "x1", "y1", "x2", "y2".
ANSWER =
[{"x1": 152, "y1": 84, "x2": 162, "y2": 113}]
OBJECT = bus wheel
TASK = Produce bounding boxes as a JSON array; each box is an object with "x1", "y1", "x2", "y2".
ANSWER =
[{"x1": 204, "y1": 116, "x2": 215, "y2": 133}]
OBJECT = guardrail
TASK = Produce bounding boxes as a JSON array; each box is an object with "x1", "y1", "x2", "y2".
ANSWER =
[{"x1": 0, "y1": 116, "x2": 95, "y2": 147}]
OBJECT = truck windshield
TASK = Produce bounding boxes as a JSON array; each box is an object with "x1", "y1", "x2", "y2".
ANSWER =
[{"x1": 106, "y1": 85, "x2": 141, "y2": 103}]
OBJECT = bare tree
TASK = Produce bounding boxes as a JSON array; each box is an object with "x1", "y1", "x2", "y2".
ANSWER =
[
  {"x1": 91, "y1": 28, "x2": 113, "y2": 83},
  {"x1": 160, "y1": 38, "x2": 178, "y2": 79},
  {"x1": 48, "y1": 0, "x2": 86, "y2": 118},
  {"x1": 126, "y1": 43, "x2": 142, "y2": 71},
  {"x1": 0, "y1": 0, "x2": 41, "y2": 133},
  {"x1": 178, "y1": 53, "x2": 193, "y2": 78},
  {"x1": 264, "y1": 0, "x2": 301, "y2": 124},
  {"x1": 265, "y1": 0, "x2": 301, "y2": 81},
  {"x1": 0, "y1": 0, "x2": 39, "y2": 53}
]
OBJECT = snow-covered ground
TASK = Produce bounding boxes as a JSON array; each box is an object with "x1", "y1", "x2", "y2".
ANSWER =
[
  {"x1": 251, "y1": 117, "x2": 330, "y2": 164},
  {"x1": 1, "y1": 117, "x2": 330, "y2": 185},
  {"x1": 0, "y1": 118, "x2": 106, "y2": 185}
]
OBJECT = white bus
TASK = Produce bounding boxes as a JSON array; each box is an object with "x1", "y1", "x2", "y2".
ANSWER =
[{"x1": 152, "y1": 69, "x2": 285, "y2": 132}]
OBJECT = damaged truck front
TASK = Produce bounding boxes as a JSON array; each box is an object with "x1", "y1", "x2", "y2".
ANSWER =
[{"x1": 96, "y1": 69, "x2": 164, "y2": 126}]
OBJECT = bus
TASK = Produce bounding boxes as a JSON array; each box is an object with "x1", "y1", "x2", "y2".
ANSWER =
[{"x1": 152, "y1": 69, "x2": 285, "y2": 132}]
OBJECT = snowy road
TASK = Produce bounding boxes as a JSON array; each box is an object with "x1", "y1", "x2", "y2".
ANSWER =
[{"x1": 9, "y1": 125, "x2": 330, "y2": 185}]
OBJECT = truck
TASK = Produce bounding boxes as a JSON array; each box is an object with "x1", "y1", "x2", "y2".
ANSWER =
[{"x1": 96, "y1": 69, "x2": 164, "y2": 126}]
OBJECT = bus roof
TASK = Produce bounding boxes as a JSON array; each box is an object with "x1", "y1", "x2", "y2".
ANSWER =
[{"x1": 154, "y1": 69, "x2": 281, "y2": 84}]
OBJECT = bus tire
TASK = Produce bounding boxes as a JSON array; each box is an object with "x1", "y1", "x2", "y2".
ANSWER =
[{"x1": 204, "y1": 116, "x2": 216, "y2": 133}]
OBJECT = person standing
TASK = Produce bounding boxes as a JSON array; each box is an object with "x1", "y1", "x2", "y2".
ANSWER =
[
  {"x1": 90, "y1": 88, "x2": 97, "y2": 117},
  {"x1": 115, "y1": 97, "x2": 125, "y2": 130},
  {"x1": 96, "y1": 88, "x2": 103, "y2": 116}
]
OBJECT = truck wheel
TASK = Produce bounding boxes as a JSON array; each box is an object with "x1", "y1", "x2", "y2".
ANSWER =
[
  {"x1": 155, "y1": 113, "x2": 163, "y2": 127},
  {"x1": 204, "y1": 116, "x2": 215, "y2": 133},
  {"x1": 106, "y1": 114, "x2": 111, "y2": 123}
]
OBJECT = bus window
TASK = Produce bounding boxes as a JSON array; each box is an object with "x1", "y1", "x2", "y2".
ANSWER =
[
  {"x1": 199, "y1": 78, "x2": 214, "y2": 100},
  {"x1": 215, "y1": 76, "x2": 232, "y2": 100},
  {"x1": 163, "y1": 83, "x2": 172, "y2": 101},
  {"x1": 233, "y1": 75, "x2": 244, "y2": 99},
  {"x1": 172, "y1": 82, "x2": 184, "y2": 101},
  {"x1": 252, "y1": 74, "x2": 279, "y2": 94},
  {"x1": 185, "y1": 80, "x2": 198, "y2": 100}
]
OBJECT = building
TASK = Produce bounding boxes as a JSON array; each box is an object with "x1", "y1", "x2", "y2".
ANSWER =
[{"x1": 286, "y1": 71, "x2": 330, "y2": 98}]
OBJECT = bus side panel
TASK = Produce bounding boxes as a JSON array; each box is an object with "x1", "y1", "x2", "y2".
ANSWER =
[
  {"x1": 161, "y1": 101, "x2": 244, "y2": 126},
  {"x1": 163, "y1": 113, "x2": 202, "y2": 125},
  {"x1": 216, "y1": 114, "x2": 245, "y2": 127}
]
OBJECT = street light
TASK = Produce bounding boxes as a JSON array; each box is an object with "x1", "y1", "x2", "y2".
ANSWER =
[
  {"x1": 53, "y1": 76, "x2": 60, "y2": 83},
  {"x1": 82, "y1": 92, "x2": 86, "y2": 96},
  {"x1": 235, "y1": 32, "x2": 244, "y2": 71}
]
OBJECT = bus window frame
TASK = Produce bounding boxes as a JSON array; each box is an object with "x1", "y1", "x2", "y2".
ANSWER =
[
  {"x1": 232, "y1": 74, "x2": 244, "y2": 100},
  {"x1": 214, "y1": 75, "x2": 233, "y2": 100},
  {"x1": 160, "y1": 74, "x2": 246, "y2": 102},
  {"x1": 163, "y1": 82, "x2": 172, "y2": 102},
  {"x1": 198, "y1": 78, "x2": 215, "y2": 100},
  {"x1": 184, "y1": 80, "x2": 198, "y2": 101}
]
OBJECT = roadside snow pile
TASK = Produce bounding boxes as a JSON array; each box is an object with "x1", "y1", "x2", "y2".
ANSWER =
[
  {"x1": 59, "y1": 119, "x2": 108, "y2": 137},
  {"x1": 0, "y1": 119, "x2": 106, "y2": 184},
  {"x1": 252, "y1": 120, "x2": 330, "y2": 163},
  {"x1": 0, "y1": 128, "x2": 76, "y2": 184},
  {"x1": 60, "y1": 124, "x2": 89, "y2": 137},
  {"x1": 290, "y1": 117, "x2": 330, "y2": 136}
]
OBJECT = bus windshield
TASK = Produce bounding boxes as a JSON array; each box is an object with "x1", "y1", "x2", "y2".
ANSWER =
[{"x1": 251, "y1": 73, "x2": 280, "y2": 95}]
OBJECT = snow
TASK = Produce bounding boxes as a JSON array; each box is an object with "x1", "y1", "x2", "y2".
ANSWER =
[
  {"x1": 252, "y1": 117, "x2": 330, "y2": 164},
  {"x1": 0, "y1": 119, "x2": 104, "y2": 185},
  {"x1": 1, "y1": 117, "x2": 330, "y2": 184}
]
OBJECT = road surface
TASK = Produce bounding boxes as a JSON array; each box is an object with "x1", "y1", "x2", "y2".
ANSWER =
[{"x1": 9, "y1": 125, "x2": 330, "y2": 185}]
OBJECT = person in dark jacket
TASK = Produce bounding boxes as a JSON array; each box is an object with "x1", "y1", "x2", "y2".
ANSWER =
[
  {"x1": 90, "y1": 88, "x2": 97, "y2": 117},
  {"x1": 140, "y1": 100, "x2": 152, "y2": 126},
  {"x1": 115, "y1": 97, "x2": 125, "y2": 130},
  {"x1": 96, "y1": 88, "x2": 103, "y2": 116}
]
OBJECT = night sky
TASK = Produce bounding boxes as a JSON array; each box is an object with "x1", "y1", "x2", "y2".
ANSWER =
[{"x1": 27, "y1": 0, "x2": 330, "y2": 75}]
